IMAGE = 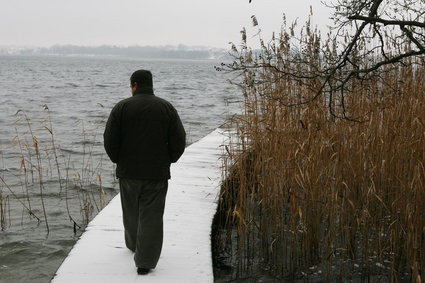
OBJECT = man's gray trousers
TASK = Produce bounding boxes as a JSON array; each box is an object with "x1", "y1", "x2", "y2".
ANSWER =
[{"x1": 119, "y1": 178, "x2": 168, "y2": 269}]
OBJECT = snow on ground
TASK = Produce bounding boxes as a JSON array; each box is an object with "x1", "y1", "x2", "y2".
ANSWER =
[{"x1": 51, "y1": 129, "x2": 226, "y2": 283}]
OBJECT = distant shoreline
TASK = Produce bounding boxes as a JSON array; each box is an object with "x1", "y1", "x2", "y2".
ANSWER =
[{"x1": 0, "y1": 44, "x2": 231, "y2": 61}]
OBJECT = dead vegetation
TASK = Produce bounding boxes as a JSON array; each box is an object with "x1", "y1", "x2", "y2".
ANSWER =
[{"x1": 214, "y1": 4, "x2": 425, "y2": 281}]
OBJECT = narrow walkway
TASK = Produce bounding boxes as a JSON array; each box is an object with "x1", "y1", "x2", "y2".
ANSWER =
[{"x1": 51, "y1": 129, "x2": 226, "y2": 283}]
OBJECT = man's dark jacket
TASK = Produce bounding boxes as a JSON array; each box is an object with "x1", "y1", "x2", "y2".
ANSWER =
[{"x1": 104, "y1": 87, "x2": 186, "y2": 180}]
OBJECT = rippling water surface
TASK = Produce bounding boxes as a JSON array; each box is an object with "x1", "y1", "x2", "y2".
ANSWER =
[{"x1": 0, "y1": 55, "x2": 239, "y2": 282}]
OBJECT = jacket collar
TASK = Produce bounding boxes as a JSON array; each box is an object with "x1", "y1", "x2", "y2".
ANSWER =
[{"x1": 133, "y1": 86, "x2": 154, "y2": 96}]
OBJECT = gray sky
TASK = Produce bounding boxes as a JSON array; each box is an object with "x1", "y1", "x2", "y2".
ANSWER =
[{"x1": 0, "y1": 0, "x2": 333, "y2": 48}]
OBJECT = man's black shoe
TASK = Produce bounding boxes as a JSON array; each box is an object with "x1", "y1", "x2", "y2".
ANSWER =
[{"x1": 137, "y1": 267, "x2": 150, "y2": 275}]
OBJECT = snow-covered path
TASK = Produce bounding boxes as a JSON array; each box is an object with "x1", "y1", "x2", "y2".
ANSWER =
[{"x1": 51, "y1": 129, "x2": 225, "y2": 283}]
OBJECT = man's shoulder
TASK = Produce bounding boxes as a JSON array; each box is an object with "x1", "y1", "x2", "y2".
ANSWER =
[
  {"x1": 114, "y1": 94, "x2": 177, "y2": 113},
  {"x1": 111, "y1": 96, "x2": 133, "y2": 111},
  {"x1": 152, "y1": 95, "x2": 173, "y2": 105},
  {"x1": 143, "y1": 94, "x2": 175, "y2": 110}
]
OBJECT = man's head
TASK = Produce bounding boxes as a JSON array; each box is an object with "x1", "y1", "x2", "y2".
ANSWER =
[{"x1": 130, "y1": 70, "x2": 153, "y2": 93}]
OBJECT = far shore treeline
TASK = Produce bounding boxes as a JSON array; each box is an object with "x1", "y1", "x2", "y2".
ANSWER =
[{"x1": 0, "y1": 44, "x2": 229, "y2": 60}]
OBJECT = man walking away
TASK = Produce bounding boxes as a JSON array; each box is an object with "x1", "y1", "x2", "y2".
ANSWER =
[{"x1": 104, "y1": 70, "x2": 186, "y2": 275}]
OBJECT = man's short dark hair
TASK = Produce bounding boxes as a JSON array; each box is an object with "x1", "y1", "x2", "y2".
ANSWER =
[{"x1": 130, "y1": 70, "x2": 153, "y2": 87}]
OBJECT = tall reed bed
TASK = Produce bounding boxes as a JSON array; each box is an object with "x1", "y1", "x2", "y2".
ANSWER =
[{"x1": 215, "y1": 18, "x2": 425, "y2": 282}]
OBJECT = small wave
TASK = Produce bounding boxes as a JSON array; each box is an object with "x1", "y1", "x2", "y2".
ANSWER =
[
  {"x1": 0, "y1": 167, "x2": 21, "y2": 174},
  {"x1": 59, "y1": 148, "x2": 79, "y2": 154},
  {"x1": 87, "y1": 113, "x2": 108, "y2": 119},
  {"x1": 199, "y1": 104, "x2": 215, "y2": 108},
  {"x1": 186, "y1": 121, "x2": 203, "y2": 126},
  {"x1": 46, "y1": 249, "x2": 68, "y2": 260},
  {"x1": 73, "y1": 140, "x2": 96, "y2": 146}
]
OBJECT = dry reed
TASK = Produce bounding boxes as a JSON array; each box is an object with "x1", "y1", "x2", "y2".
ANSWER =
[
  {"x1": 215, "y1": 16, "x2": 425, "y2": 282},
  {"x1": 0, "y1": 189, "x2": 9, "y2": 231},
  {"x1": 2, "y1": 106, "x2": 109, "y2": 233}
]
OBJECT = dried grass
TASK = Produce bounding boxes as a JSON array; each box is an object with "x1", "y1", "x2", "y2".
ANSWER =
[
  {"x1": 216, "y1": 17, "x2": 425, "y2": 282},
  {"x1": 1, "y1": 107, "x2": 108, "y2": 233}
]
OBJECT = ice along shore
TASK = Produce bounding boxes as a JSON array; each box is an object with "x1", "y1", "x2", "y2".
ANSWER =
[{"x1": 51, "y1": 128, "x2": 226, "y2": 283}]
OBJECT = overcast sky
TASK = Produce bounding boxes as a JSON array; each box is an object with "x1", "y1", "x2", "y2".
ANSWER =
[{"x1": 0, "y1": 0, "x2": 333, "y2": 49}]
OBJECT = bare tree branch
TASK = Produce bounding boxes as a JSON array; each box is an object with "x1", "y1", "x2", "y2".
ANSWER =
[
  {"x1": 400, "y1": 26, "x2": 425, "y2": 51},
  {"x1": 221, "y1": 0, "x2": 425, "y2": 120},
  {"x1": 348, "y1": 15, "x2": 425, "y2": 28}
]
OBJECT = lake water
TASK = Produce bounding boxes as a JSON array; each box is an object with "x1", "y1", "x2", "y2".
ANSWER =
[{"x1": 0, "y1": 55, "x2": 240, "y2": 282}]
